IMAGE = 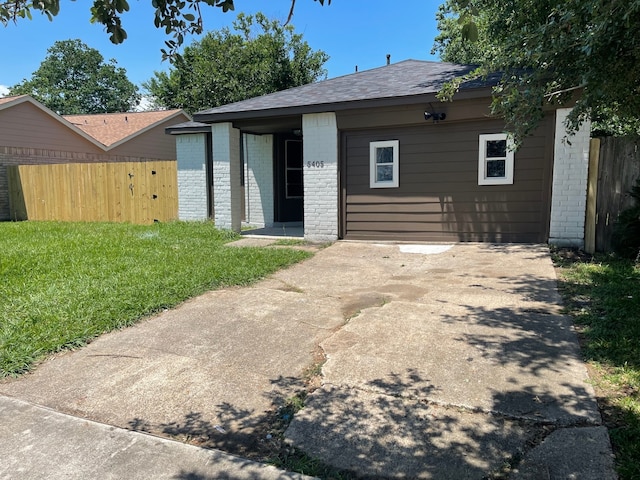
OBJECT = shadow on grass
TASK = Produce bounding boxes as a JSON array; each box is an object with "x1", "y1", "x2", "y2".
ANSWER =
[{"x1": 553, "y1": 249, "x2": 640, "y2": 479}]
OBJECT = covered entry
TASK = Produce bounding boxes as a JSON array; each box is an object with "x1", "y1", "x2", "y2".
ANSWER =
[
  {"x1": 172, "y1": 59, "x2": 590, "y2": 246},
  {"x1": 273, "y1": 135, "x2": 303, "y2": 223}
]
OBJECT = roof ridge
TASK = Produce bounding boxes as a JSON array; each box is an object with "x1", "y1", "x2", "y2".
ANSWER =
[{"x1": 62, "y1": 109, "x2": 181, "y2": 118}]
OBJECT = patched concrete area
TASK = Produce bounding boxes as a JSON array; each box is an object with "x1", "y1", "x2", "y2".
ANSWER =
[
  {"x1": 0, "y1": 242, "x2": 617, "y2": 479},
  {"x1": 282, "y1": 243, "x2": 614, "y2": 478}
]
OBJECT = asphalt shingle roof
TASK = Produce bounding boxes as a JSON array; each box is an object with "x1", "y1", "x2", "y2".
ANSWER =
[
  {"x1": 64, "y1": 110, "x2": 184, "y2": 147},
  {"x1": 0, "y1": 95, "x2": 28, "y2": 106},
  {"x1": 195, "y1": 60, "x2": 496, "y2": 122}
]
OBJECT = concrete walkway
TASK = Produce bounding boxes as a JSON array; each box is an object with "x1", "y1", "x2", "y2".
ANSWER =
[{"x1": 0, "y1": 242, "x2": 617, "y2": 479}]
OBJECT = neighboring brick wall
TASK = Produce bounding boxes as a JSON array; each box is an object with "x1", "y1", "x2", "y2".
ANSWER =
[
  {"x1": 0, "y1": 146, "x2": 159, "y2": 221},
  {"x1": 302, "y1": 112, "x2": 338, "y2": 241},
  {"x1": 176, "y1": 134, "x2": 208, "y2": 221},
  {"x1": 212, "y1": 122, "x2": 241, "y2": 232},
  {"x1": 549, "y1": 108, "x2": 591, "y2": 247},
  {"x1": 244, "y1": 133, "x2": 274, "y2": 227}
]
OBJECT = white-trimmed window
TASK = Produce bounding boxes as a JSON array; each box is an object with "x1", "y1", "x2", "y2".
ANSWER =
[
  {"x1": 370, "y1": 140, "x2": 399, "y2": 188},
  {"x1": 478, "y1": 134, "x2": 514, "y2": 185}
]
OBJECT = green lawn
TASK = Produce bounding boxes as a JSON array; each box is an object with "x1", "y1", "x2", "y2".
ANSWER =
[
  {"x1": 553, "y1": 250, "x2": 640, "y2": 480},
  {"x1": 0, "y1": 221, "x2": 312, "y2": 377}
]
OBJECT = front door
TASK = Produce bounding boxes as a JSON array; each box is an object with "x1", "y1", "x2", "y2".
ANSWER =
[{"x1": 275, "y1": 137, "x2": 303, "y2": 222}]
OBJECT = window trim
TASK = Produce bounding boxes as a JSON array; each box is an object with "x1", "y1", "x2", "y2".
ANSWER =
[
  {"x1": 478, "y1": 133, "x2": 515, "y2": 185},
  {"x1": 370, "y1": 140, "x2": 399, "y2": 189}
]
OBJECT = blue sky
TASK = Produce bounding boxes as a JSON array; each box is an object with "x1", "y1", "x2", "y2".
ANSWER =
[{"x1": 0, "y1": 0, "x2": 443, "y2": 96}]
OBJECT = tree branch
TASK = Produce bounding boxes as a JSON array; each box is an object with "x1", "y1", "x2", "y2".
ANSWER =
[{"x1": 545, "y1": 84, "x2": 587, "y2": 99}]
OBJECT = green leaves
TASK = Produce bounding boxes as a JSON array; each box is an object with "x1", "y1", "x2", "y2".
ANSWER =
[
  {"x1": 461, "y1": 21, "x2": 478, "y2": 42},
  {"x1": 1, "y1": 0, "x2": 329, "y2": 62},
  {"x1": 435, "y1": 0, "x2": 640, "y2": 143},
  {"x1": 143, "y1": 12, "x2": 328, "y2": 114},
  {"x1": 0, "y1": 0, "x2": 59, "y2": 24},
  {"x1": 9, "y1": 39, "x2": 140, "y2": 114}
]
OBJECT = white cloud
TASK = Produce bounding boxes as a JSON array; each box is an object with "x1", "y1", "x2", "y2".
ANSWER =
[
  {"x1": 135, "y1": 95, "x2": 156, "y2": 112},
  {"x1": 0, "y1": 85, "x2": 9, "y2": 97}
]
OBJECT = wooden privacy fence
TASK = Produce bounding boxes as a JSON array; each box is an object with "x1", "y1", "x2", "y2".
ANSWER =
[
  {"x1": 585, "y1": 136, "x2": 640, "y2": 253},
  {"x1": 8, "y1": 160, "x2": 178, "y2": 224}
]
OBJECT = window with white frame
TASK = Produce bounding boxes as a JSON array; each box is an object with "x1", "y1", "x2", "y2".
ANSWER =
[
  {"x1": 370, "y1": 140, "x2": 399, "y2": 188},
  {"x1": 478, "y1": 133, "x2": 514, "y2": 185}
]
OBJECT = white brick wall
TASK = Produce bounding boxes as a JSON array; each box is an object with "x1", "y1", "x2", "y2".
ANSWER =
[
  {"x1": 549, "y1": 108, "x2": 591, "y2": 247},
  {"x1": 212, "y1": 122, "x2": 242, "y2": 232},
  {"x1": 244, "y1": 133, "x2": 274, "y2": 227},
  {"x1": 302, "y1": 112, "x2": 338, "y2": 241},
  {"x1": 176, "y1": 134, "x2": 208, "y2": 221}
]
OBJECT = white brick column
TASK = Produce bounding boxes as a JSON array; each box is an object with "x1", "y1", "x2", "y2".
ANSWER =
[
  {"x1": 212, "y1": 122, "x2": 241, "y2": 232},
  {"x1": 549, "y1": 108, "x2": 591, "y2": 247},
  {"x1": 303, "y1": 112, "x2": 338, "y2": 241},
  {"x1": 244, "y1": 133, "x2": 274, "y2": 227},
  {"x1": 176, "y1": 133, "x2": 208, "y2": 221}
]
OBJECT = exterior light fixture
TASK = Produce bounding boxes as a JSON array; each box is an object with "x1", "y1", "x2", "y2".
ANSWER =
[
  {"x1": 424, "y1": 111, "x2": 446, "y2": 121},
  {"x1": 424, "y1": 103, "x2": 446, "y2": 122}
]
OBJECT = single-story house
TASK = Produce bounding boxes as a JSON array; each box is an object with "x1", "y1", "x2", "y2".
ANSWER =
[
  {"x1": 167, "y1": 60, "x2": 590, "y2": 246},
  {"x1": 0, "y1": 94, "x2": 189, "y2": 220}
]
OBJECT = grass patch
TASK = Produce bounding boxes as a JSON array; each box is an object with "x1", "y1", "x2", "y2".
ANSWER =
[
  {"x1": 553, "y1": 249, "x2": 640, "y2": 480},
  {"x1": 0, "y1": 221, "x2": 312, "y2": 377}
]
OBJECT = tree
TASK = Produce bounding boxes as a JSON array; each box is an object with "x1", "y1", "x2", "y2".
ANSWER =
[
  {"x1": 10, "y1": 39, "x2": 140, "y2": 114},
  {"x1": 432, "y1": 2, "x2": 491, "y2": 65},
  {"x1": 0, "y1": 0, "x2": 329, "y2": 60},
  {"x1": 143, "y1": 12, "x2": 329, "y2": 114},
  {"x1": 434, "y1": 0, "x2": 640, "y2": 144}
]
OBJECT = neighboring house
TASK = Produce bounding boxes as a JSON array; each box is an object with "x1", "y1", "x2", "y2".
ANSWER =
[
  {"x1": 167, "y1": 60, "x2": 590, "y2": 246},
  {"x1": 0, "y1": 95, "x2": 190, "y2": 220}
]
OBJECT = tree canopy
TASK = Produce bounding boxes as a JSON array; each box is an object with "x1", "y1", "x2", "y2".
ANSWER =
[
  {"x1": 433, "y1": 0, "x2": 640, "y2": 142},
  {"x1": 143, "y1": 12, "x2": 329, "y2": 114},
  {"x1": 0, "y1": 0, "x2": 329, "y2": 59},
  {"x1": 10, "y1": 39, "x2": 140, "y2": 114}
]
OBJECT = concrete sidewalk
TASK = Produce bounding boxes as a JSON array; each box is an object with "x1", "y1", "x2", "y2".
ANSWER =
[
  {"x1": 0, "y1": 396, "x2": 313, "y2": 480},
  {"x1": 0, "y1": 242, "x2": 617, "y2": 479}
]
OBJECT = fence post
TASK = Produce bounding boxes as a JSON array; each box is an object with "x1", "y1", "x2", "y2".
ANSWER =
[{"x1": 585, "y1": 138, "x2": 600, "y2": 253}]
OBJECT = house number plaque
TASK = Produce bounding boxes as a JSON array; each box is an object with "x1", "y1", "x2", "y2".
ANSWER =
[{"x1": 306, "y1": 161, "x2": 325, "y2": 168}]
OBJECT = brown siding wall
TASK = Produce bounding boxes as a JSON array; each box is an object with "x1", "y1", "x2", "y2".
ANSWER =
[
  {"x1": 108, "y1": 114, "x2": 190, "y2": 159},
  {"x1": 341, "y1": 115, "x2": 554, "y2": 242},
  {"x1": 0, "y1": 102, "x2": 103, "y2": 153}
]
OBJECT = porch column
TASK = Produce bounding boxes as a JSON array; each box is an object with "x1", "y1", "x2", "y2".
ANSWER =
[
  {"x1": 244, "y1": 133, "x2": 274, "y2": 227},
  {"x1": 549, "y1": 108, "x2": 591, "y2": 248},
  {"x1": 212, "y1": 122, "x2": 241, "y2": 232},
  {"x1": 302, "y1": 112, "x2": 339, "y2": 241},
  {"x1": 176, "y1": 133, "x2": 209, "y2": 221}
]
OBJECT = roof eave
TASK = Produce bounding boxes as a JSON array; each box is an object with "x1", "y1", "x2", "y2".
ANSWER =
[
  {"x1": 165, "y1": 124, "x2": 212, "y2": 135},
  {"x1": 104, "y1": 110, "x2": 191, "y2": 150},
  {"x1": 0, "y1": 95, "x2": 110, "y2": 150},
  {"x1": 193, "y1": 86, "x2": 494, "y2": 124}
]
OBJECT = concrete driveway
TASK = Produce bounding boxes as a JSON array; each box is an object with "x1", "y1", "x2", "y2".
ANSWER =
[{"x1": 0, "y1": 242, "x2": 616, "y2": 479}]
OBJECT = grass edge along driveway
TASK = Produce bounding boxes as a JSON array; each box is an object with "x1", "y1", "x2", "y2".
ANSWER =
[
  {"x1": 553, "y1": 248, "x2": 640, "y2": 480},
  {"x1": 0, "y1": 221, "x2": 312, "y2": 377}
]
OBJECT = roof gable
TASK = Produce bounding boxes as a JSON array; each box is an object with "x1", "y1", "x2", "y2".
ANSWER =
[
  {"x1": 63, "y1": 110, "x2": 188, "y2": 148},
  {"x1": 0, "y1": 95, "x2": 110, "y2": 150},
  {"x1": 194, "y1": 60, "x2": 497, "y2": 123},
  {"x1": 0, "y1": 95, "x2": 28, "y2": 106},
  {"x1": 1, "y1": 94, "x2": 189, "y2": 152}
]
